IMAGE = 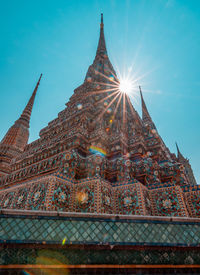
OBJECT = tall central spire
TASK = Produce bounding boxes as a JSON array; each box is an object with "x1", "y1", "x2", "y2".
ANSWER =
[
  {"x1": 85, "y1": 14, "x2": 117, "y2": 83},
  {"x1": 96, "y1": 13, "x2": 107, "y2": 58}
]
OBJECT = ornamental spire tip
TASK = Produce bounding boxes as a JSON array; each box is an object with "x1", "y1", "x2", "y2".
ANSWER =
[
  {"x1": 139, "y1": 85, "x2": 142, "y2": 95},
  {"x1": 100, "y1": 13, "x2": 104, "y2": 29}
]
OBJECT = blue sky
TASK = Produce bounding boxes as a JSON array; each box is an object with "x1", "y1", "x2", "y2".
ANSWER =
[{"x1": 0, "y1": 0, "x2": 200, "y2": 183}]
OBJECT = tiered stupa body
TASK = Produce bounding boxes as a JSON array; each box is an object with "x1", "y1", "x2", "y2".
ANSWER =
[
  {"x1": 0, "y1": 15, "x2": 199, "y2": 218},
  {"x1": 1, "y1": 15, "x2": 200, "y2": 273}
]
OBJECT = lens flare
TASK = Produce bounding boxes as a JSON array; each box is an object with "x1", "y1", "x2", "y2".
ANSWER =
[
  {"x1": 119, "y1": 77, "x2": 133, "y2": 95},
  {"x1": 34, "y1": 250, "x2": 69, "y2": 275},
  {"x1": 62, "y1": 237, "x2": 67, "y2": 245},
  {"x1": 77, "y1": 103, "x2": 83, "y2": 110},
  {"x1": 76, "y1": 191, "x2": 88, "y2": 204},
  {"x1": 89, "y1": 145, "x2": 107, "y2": 157},
  {"x1": 85, "y1": 64, "x2": 152, "y2": 150}
]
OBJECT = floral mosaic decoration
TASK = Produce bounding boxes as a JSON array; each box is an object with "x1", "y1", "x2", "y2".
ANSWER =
[
  {"x1": 1, "y1": 192, "x2": 15, "y2": 209},
  {"x1": 117, "y1": 187, "x2": 139, "y2": 215},
  {"x1": 154, "y1": 188, "x2": 181, "y2": 216},
  {"x1": 12, "y1": 187, "x2": 30, "y2": 209},
  {"x1": 27, "y1": 183, "x2": 47, "y2": 210},
  {"x1": 52, "y1": 183, "x2": 71, "y2": 211}
]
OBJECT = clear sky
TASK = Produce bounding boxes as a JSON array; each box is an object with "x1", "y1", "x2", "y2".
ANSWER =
[{"x1": 0, "y1": 0, "x2": 200, "y2": 183}]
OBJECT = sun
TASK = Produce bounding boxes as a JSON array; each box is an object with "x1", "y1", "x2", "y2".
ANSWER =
[{"x1": 119, "y1": 77, "x2": 133, "y2": 95}]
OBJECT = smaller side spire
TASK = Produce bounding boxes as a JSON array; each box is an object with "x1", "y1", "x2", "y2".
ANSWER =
[
  {"x1": 175, "y1": 142, "x2": 197, "y2": 185},
  {"x1": 176, "y1": 142, "x2": 188, "y2": 163},
  {"x1": 139, "y1": 86, "x2": 151, "y2": 121},
  {"x1": 0, "y1": 74, "x2": 42, "y2": 176},
  {"x1": 139, "y1": 86, "x2": 156, "y2": 129},
  {"x1": 176, "y1": 142, "x2": 183, "y2": 160},
  {"x1": 18, "y1": 73, "x2": 42, "y2": 128},
  {"x1": 1, "y1": 74, "x2": 42, "y2": 149}
]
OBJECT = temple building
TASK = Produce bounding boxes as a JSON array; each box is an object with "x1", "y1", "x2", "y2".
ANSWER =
[{"x1": 0, "y1": 14, "x2": 200, "y2": 274}]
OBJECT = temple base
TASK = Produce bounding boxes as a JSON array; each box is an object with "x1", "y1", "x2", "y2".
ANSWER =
[{"x1": 0, "y1": 210, "x2": 200, "y2": 273}]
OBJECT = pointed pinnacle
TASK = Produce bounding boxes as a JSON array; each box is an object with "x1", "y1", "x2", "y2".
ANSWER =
[
  {"x1": 18, "y1": 74, "x2": 42, "y2": 128},
  {"x1": 175, "y1": 142, "x2": 184, "y2": 160},
  {"x1": 139, "y1": 85, "x2": 143, "y2": 98},
  {"x1": 96, "y1": 14, "x2": 107, "y2": 56},
  {"x1": 139, "y1": 86, "x2": 157, "y2": 130},
  {"x1": 139, "y1": 86, "x2": 150, "y2": 120},
  {"x1": 101, "y1": 13, "x2": 104, "y2": 29},
  {"x1": 85, "y1": 14, "x2": 116, "y2": 82},
  {"x1": 175, "y1": 142, "x2": 180, "y2": 154}
]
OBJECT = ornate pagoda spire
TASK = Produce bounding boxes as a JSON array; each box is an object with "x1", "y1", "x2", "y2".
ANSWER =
[
  {"x1": 175, "y1": 142, "x2": 197, "y2": 185},
  {"x1": 176, "y1": 142, "x2": 185, "y2": 161},
  {"x1": 139, "y1": 86, "x2": 151, "y2": 121},
  {"x1": 0, "y1": 74, "x2": 42, "y2": 176},
  {"x1": 85, "y1": 14, "x2": 117, "y2": 83},
  {"x1": 1, "y1": 74, "x2": 42, "y2": 146},
  {"x1": 17, "y1": 73, "x2": 42, "y2": 128},
  {"x1": 139, "y1": 86, "x2": 156, "y2": 129},
  {"x1": 96, "y1": 13, "x2": 107, "y2": 57}
]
